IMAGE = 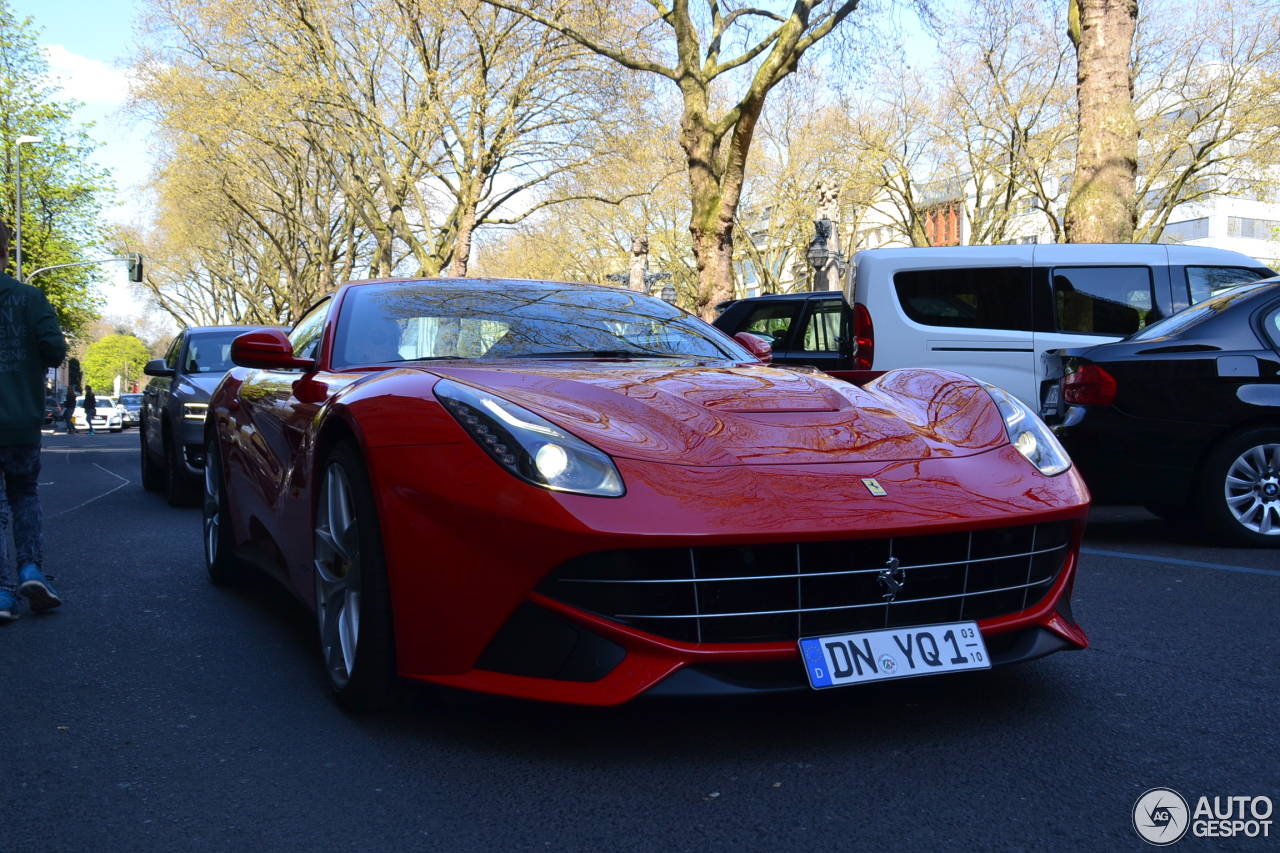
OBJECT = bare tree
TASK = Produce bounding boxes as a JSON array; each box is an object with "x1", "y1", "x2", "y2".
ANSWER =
[
  {"x1": 1132, "y1": 0, "x2": 1280, "y2": 242},
  {"x1": 128, "y1": 0, "x2": 626, "y2": 326},
  {"x1": 481, "y1": 0, "x2": 870, "y2": 318}
]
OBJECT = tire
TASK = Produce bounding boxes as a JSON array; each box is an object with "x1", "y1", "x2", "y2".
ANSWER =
[
  {"x1": 140, "y1": 423, "x2": 164, "y2": 492},
  {"x1": 203, "y1": 437, "x2": 244, "y2": 585},
  {"x1": 1200, "y1": 427, "x2": 1280, "y2": 547},
  {"x1": 314, "y1": 441, "x2": 401, "y2": 711},
  {"x1": 164, "y1": 427, "x2": 199, "y2": 507}
]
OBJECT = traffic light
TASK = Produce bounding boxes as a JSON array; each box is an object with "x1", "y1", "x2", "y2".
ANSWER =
[{"x1": 126, "y1": 253, "x2": 144, "y2": 283}]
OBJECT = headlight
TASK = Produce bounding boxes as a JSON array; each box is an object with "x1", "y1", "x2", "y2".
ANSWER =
[
  {"x1": 982, "y1": 383, "x2": 1071, "y2": 476},
  {"x1": 434, "y1": 378, "x2": 625, "y2": 497},
  {"x1": 183, "y1": 403, "x2": 208, "y2": 421}
]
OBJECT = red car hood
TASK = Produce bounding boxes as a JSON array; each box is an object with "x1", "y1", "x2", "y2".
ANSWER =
[{"x1": 426, "y1": 362, "x2": 1008, "y2": 466}]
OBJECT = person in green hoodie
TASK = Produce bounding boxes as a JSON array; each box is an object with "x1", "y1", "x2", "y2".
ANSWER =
[{"x1": 0, "y1": 220, "x2": 68, "y2": 621}]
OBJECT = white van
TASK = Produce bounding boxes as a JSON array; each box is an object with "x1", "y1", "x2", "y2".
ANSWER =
[{"x1": 843, "y1": 244, "x2": 1274, "y2": 407}]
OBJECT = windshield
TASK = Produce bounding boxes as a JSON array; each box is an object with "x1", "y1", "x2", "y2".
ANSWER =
[
  {"x1": 183, "y1": 333, "x2": 242, "y2": 374},
  {"x1": 78, "y1": 397, "x2": 114, "y2": 409},
  {"x1": 118, "y1": 395, "x2": 143, "y2": 406},
  {"x1": 332, "y1": 282, "x2": 750, "y2": 368},
  {"x1": 1128, "y1": 279, "x2": 1279, "y2": 342}
]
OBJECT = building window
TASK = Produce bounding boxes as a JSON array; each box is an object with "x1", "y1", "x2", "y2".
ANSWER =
[
  {"x1": 1227, "y1": 217, "x2": 1280, "y2": 240},
  {"x1": 1160, "y1": 218, "x2": 1210, "y2": 242},
  {"x1": 924, "y1": 203, "x2": 962, "y2": 247}
]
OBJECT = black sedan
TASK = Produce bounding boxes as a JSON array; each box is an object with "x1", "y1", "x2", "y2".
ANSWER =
[{"x1": 1043, "y1": 278, "x2": 1280, "y2": 546}]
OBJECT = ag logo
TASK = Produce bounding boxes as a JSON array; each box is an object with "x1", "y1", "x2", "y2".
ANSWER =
[
  {"x1": 1133, "y1": 788, "x2": 1190, "y2": 846},
  {"x1": 861, "y1": 478, "x2": 887, "y2": 496}
]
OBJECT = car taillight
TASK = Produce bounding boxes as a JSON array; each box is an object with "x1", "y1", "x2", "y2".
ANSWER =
[
  {"x1": 854, "y1": 303, "x2": 874, "y2": 370},
  {"x1": 1063, "y1": 363, "x2": 1117, "y2": 406}
]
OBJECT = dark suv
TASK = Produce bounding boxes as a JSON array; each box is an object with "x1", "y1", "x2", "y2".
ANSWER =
[
  {"x1": 712, "y1": 290, "x2": 853, "y2": 372},
  {"x1": 141, "y1": 326, "x2": 270, "y2": 505}
]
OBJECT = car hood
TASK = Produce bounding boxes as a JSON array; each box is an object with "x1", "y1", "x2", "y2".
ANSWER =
[
  {"x1": 175, "y1": 373, "x2": 225, "y2": 401},
  {"x1": 426, "y1": 362, "x2": 1008, "y2": 466}
]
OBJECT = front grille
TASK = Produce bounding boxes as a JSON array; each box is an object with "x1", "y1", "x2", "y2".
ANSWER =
[{"x1": 537, "y1": 521, "x2": 1075, "y2": 644}]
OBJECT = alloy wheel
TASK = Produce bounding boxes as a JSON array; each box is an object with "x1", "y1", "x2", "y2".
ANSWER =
[
  {"x1": 1224, "y1": 443, "x2": 1280, "y2": 535},
  {"x1": 315, "y1": 463, "x2": 362, "y2": 688}
]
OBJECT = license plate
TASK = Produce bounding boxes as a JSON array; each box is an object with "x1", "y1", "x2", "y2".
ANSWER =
[
  {"x1": 799, "y1": 622, "x2": 990, "y2": 689},
  {"x1": 1040, "y1": 382, "x2": 1062, "y2": 419}
]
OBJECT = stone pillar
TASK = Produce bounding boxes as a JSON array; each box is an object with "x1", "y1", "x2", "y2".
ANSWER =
[
  {"x1": 629, "y1": 236, "x2": 649, "y2": 293},
  {"x1": 814, "y1": 181, "x2": 845, "y2": 291}
]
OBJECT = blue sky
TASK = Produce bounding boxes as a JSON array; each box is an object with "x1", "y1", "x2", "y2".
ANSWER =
[{"x1": 11, "y1": 0, "x2": 151, "y2": 318}]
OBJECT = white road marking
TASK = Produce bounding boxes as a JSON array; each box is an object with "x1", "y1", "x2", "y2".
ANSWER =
[{"x1": 47, "y1": 463, "x2": 133, "y2": 519}]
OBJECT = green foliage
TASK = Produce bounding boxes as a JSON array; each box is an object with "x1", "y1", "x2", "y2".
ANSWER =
[
  {"x1": 82, "y1": 334, "x2": 150, "y2": 392},
  {"x1": 0, "y1": 0, "x2": 113, "y2": 339}
]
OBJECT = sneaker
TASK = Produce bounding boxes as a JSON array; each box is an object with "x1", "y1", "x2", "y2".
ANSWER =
[
  {"x1": 0, "y1": 590, "x2": 17, "y2": 622},
  {"x1": 18, "y1": 565, "x2": 61, "y2": 612}
]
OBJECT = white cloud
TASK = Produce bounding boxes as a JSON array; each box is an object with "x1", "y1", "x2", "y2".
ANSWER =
[{"x1": 44, "y1": 44, "x2": 131, "y2": 106}]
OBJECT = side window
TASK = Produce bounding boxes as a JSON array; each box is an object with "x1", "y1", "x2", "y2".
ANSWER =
[
  {"x1": 289, "y1": 299, "x2": 332, "y2": 362},
  {"x1": 799, "y1": 300, "x2": 843, "y2": 352},
  {"x1": 893, "y1": 267, "x2": 1033, "y2": 331},
  {"x1": 736, "y1": 301, "x2": 801, "y2": 347},
  {"x1": 1053, "y1": 267, "x2": 1153, "y2": 335},
  {"x1": 1264, "y1": 304, "x2": 1280, "y2": 351},
  {"x1": 164, "y1": 333, "x2": 184, "y2": 369},
  {"x1": 1187, "y1": 267, "x2": 1269, "y2": 305}
]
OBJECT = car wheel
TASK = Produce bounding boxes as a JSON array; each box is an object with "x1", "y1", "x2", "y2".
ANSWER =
[
  {"x1": 140, "y1": 424, "x2": 164, "y2": 492},
  {"x1": 314, "y1": 442, "x2": 400, "y2": 711},
  {"x1": 1201, "y1": 427, "x2": 1280, "y2": 547},
  {"x1": 164, "y1": 428, "x2": 199, "y2": 508},
  {"x1": 203, "y1": 438, "x2": 243, "y2": 585}
]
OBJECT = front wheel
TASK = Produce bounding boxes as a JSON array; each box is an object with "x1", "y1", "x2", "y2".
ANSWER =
[
  {"x1": 1200, "y1": 427, "x2": 1280, "y2": 547},
  {"x1": 203, "y1": 438, "x2": 244, "y2": 585},
  {"x1": 164, "y1": 429, "x2": 199, "y2": 507},
  {"x1": 140, "y1": 424, "x2": 163, "y2": 491},
  {"x1": 314, "y1": 442, "x2": 400, "y2": 711}
]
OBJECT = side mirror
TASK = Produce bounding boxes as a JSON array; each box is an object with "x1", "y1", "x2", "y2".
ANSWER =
[
  {"x1": 734, "y1": 332, "x2": 773, "y2": 365},
  {"x1": 231, "y1": 329, "x2": 316, "y2": 371},
  {"x1": 143, "y1": 358, "x2": 175, "y2": 378}
]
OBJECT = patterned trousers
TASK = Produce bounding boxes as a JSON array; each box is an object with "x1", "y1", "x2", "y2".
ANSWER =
[{"x1": 0, "y1": 442, "x2": 44, "y2": 595}]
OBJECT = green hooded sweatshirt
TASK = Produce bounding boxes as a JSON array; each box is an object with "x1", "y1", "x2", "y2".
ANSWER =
[{"x1": 0, "y1": 271, "x2": 68, "y2": 446}]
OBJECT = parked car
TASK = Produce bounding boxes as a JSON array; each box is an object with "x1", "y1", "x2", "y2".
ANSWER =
[
  {"x1": 713, "y1": 290, "x2": 851, "y2": 373},
  {"x1": 714, "y1": 245, "x2": 1274, "y2": 408},
  {"x1": 1043, "y1": 277, "x2": 1280, "y2": 546},
  {"x1": 116, "y1": 393, "x2": 143, "y2": 428},
  {"x1": 204, "y1": 277, "x2": 1090, "y2": 711},
  {"x1": 74, "y1": 396, "x2": 123, "y2": 432},
  {"x1": 141, "y1": 325, "x2": 273, "y2": 506},
  {"x1": 44, "y1": 398, "x2": 62, "y2": 425}
]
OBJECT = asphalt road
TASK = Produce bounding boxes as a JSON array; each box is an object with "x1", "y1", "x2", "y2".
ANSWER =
[{"x1": 2, "y1": 429, "x2": 1277, "y2": 852}]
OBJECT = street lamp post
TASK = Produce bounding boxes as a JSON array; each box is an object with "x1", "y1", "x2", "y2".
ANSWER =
[{"x1": 14, "y1": 135, "x2": 43, "y2": 281}]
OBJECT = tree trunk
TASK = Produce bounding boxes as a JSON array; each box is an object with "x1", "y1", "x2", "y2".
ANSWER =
[
  {"x1": 1064, "y1": 0, "x2": 1138, "y2": 243},
  {"x1": 449, "y1": 204, "x2": 477, "y2": 277},
  {"x1": 690, "y1": 226, "x2": 734, "y2": 319}
]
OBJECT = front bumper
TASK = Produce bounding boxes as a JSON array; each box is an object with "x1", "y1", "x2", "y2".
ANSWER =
[{"x1": 370, "y1": 443, "x2": 1090, "y2": 705}]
